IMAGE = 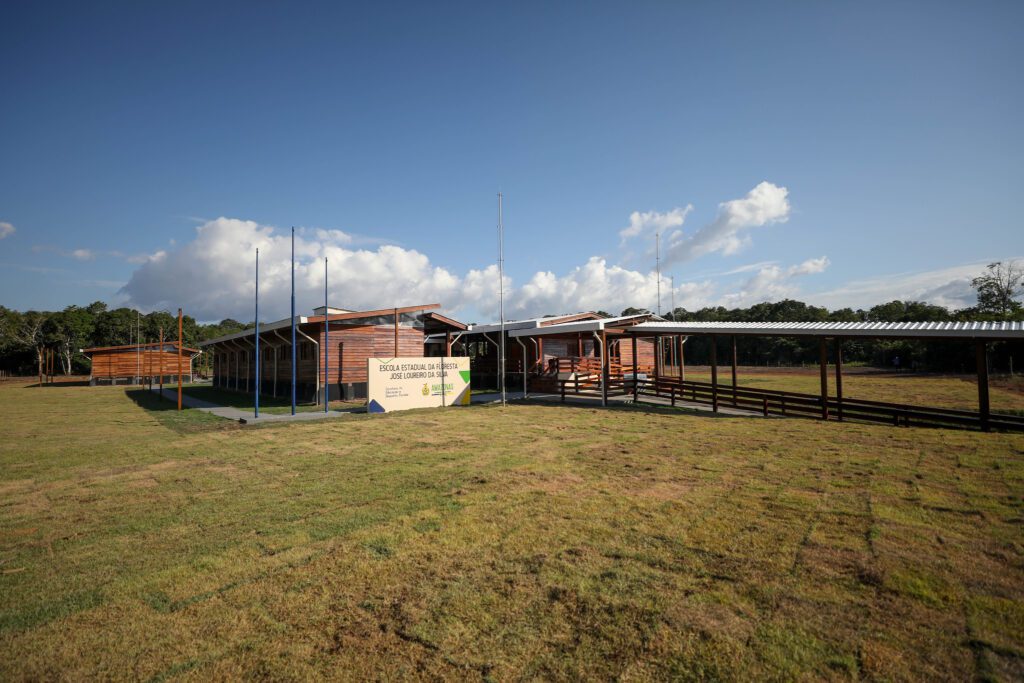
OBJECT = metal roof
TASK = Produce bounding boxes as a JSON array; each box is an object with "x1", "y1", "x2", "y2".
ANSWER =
[
  {"x1": 508, "y1": 314, "x2": 663, "y2": 338},
  {"x1": 627, "y1": 320, "x2": 1024, "y2": 339},
  {"x1": 467, "y1": 312, "x2": 604, "y2": 334}
]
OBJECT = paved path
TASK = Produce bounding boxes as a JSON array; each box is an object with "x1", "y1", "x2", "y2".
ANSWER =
[{"x1": 149, "y1": 387, "x2": 353, "y2": 424}]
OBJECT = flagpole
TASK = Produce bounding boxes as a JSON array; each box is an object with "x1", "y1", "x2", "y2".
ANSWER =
[
  {"x1": 498, "y1": 192, "x2": 506, "y2": 407},
  {"x1": 291, "y1": 227, "x2": 297, "y2": 416},
  {"x1": 324, "y1": 257, "x2": 329, "y2": 414},
  {"x1": 255, "y1": 247, "x2": 260, "y2": 419}
]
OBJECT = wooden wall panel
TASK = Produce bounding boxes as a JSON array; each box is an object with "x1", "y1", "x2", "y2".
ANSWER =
[{"x1": 91, "y1": 349, "x2": 194, "y2": 379}]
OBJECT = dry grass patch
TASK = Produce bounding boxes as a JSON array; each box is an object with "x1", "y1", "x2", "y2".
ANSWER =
[{"x1": 0, "y1": 379, "x2": 1022, "y2": 680}]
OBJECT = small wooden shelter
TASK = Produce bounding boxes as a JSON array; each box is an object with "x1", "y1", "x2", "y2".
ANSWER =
[{"x1": 83, "y1": 342, "x2": 200, "y2": 385}]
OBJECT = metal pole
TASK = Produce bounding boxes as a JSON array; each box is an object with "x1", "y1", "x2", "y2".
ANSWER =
[
  {"x1": 324, "y1": 257, "x2": 329, "y2": 413},
  {"x1": 498, "y1": 192, "x2": 506, "y2": 407},
  {"x1": 291, "y1": 227, "x2": 296, "y2": 416},
  {"x1": 255, "y1": 248, "x2": 260, "y2": 419},
  {"x1": 136, "y1": 310, "x2": 140, "y2": 385},
  {"x1": 655, "y1": 231, "x2": 661, "y2": 316},
  {"x1": 159, "y1": 327, "x2": 163, "y2": 398},
  {"x1": 177, "y1": 308, "x2": 183, "y2": 411}
]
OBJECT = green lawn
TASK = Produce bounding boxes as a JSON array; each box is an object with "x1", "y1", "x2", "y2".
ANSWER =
[{"x1": 1, "y1": 379, "x2": 1023, "y2": 680}]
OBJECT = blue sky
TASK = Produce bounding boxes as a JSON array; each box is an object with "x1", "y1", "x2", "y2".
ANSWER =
[{"x1": 1, "y1": 1, "x2": 1021, "y2": 322}]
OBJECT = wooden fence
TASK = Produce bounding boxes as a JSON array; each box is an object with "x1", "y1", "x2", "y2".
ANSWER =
[{"x1": 538, "y1": 368, "x2": 1024, "y2": 433}]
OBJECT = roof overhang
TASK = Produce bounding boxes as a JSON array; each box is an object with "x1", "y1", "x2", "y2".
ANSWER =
[
  {"x1": 83, "y1": 342, "x2": 201, "y2": 355},
  {"x1": 626, "y1": 321, "x2": 1024, "y2": 341},
  {"x1": 508, "y1": 314, "x2": 661, "y2": 338},
  {"x1": 467, "y1": 312, "x2": 605, "y2": 335}
]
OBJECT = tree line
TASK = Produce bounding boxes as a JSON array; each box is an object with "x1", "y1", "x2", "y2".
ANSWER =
[
  {"x1": 0, "y1": 262, "x2": 1021, "y2": 377},
  {"x1": 0, "y1": 302, "x2": 249, "y2": 377}
]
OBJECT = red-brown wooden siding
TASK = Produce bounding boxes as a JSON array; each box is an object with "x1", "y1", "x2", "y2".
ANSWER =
[{"x1": 90, "y1": 349, "x2": 194, "y2": 379}]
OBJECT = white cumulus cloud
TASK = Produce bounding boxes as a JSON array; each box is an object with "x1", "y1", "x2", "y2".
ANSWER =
[
  {"x1": 120, "y1": 217, "x2": 727, "y2": 322},
  {"x1": 0, "y1": 222, "x2": 15, "y2": 239},
  {"x1": 619, "y1": 205, "x2": 693, "y2": 245},
  {"x1": 665, "y1": 181, "x2": 790, "y2": 265}
]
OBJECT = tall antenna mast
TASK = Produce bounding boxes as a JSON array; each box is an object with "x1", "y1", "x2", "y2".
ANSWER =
[
  {"x1": 498, "y1": 192, "x2": 506, "y2": 407},
  {"x1": 655, "y1": 231, "x2": 661, "y2": 316},
  {"x1": 136, "y1": 309, "x2": 141, "y2": 384},
  {"x1": 254, "y1": 247, "x2": 260, "y2": 419}
]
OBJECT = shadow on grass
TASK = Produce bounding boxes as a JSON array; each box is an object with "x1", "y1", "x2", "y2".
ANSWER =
[
  {"x1": 22, "y1": 380, "x2": 92, "y2": 388},
  {"x1": 123, "y1": 388, "x2": 232, "y2": 434}
]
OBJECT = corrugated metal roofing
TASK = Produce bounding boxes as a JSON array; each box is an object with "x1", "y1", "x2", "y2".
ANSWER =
[
  {"x1": 508, "y1": 313, "x2": 663, "y2": 338},
  {"x1": 467, "y1": 312, "x2": 604, "y2": 334},
  {"x1": 628, "y1": 320, "x2": 1024, "y2": 338}
]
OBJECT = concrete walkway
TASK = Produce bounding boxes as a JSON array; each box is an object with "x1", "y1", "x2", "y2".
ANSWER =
[{"x1": 150, "y1": 387, "x2": 353, "y2": 425}]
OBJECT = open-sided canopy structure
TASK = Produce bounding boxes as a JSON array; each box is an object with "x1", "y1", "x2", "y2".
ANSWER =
[{"x1": 625, "y1": 320, "x2": 1024, "y2": 432}]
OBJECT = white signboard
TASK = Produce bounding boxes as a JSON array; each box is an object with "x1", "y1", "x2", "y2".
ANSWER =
[{"x1": 367, "y1": 357, "x2": 471, "y2": 414}]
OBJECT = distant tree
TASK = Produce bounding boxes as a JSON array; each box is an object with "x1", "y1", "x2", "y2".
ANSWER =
[
  {"x1": 620, "y1": 307, "x2": 651, "y2": 317},
  {"x1": 92, "y1": 307, "x2": 136, "y2": 347},
  {"x1": 85, "y1": 301, "x2": 108, "y2": 316},
  {"x1": 867, "y1": 300, "x2": 951, "y2": 322},
  {"x1": 827, "y1": 307, "x2": 864, "y2": 323},
  {"x1": 971, "y1": 261, "x2": 1023, "y2": 320},
  {"x1": 46, "y1": 306, "x2": 96, "y2": 374},
  {"x1": 6, "y1": 310, "x2": 49, "y2": 380}
]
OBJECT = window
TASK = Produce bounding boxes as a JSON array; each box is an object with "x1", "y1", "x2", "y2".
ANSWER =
[{"x1": 299, "y1": 341, "x2": 313, "y2": 361}]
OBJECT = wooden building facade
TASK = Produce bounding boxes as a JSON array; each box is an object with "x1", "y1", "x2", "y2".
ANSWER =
[
  {"x1": 200, "y1": 305, "x2": 467, "y2": 402},
  {"x1": 459, "y1": 312, "x2": 660, "y2": 391},
  {"x1": 83, "y1": 342, "x2": 200, "y2": 385}
]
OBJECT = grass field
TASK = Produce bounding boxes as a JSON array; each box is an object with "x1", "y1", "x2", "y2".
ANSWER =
[{"x1": 1, "y1": 379, "x2": 1023, "y2": 680}]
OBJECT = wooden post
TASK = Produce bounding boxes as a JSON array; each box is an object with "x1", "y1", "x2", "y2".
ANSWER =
[
  {"x1": 394, "y1": 308, "x2": 399, "y2": 356},
  {"x1": 731, "y1": 335, "x2": 738, "y2": 405},
  {"x1": 977, "y1": 340, "x2": 990, "y2": 432},
  {"x1": 537, "y1": 338, "x2": 544, "y2": 372},
  {"x1": 445, "y1": 330, "x2": 452, "y2": 357},
  {"x1": 577, "y1": 333, "x2": 583, "y2": 358},
  {"x1": 710, "y1": 335, "x2": 718, "y2": 413},
  {"x1": 819, "y1": 337, "x2": 828, "y2": 421},
  {"x1": 177, "y1": 308, "x2": 183, "y2": 411},
  {"x1": 601, "y1": 330, "x2": 608, "y2": 407},
  {"x1": 631, "y1": 335, "x2": 639, "y2": 402},
  {"x1": 835, "y1": 338, "x2": 844, "y2": 422},
  {"x1": 653, "y1": 335, "x2": 660, "y2": 385},
  {"x1": 677, "y1": 335, "x2": 684, "y2": 382}
]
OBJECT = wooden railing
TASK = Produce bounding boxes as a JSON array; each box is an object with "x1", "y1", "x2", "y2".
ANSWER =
[
  {"x1": 632, "y1": 375, "x2": 1024, "y2": 432},
  {"x1": 530, "y1": 365, "x2": 1024, "y2": 432}
]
